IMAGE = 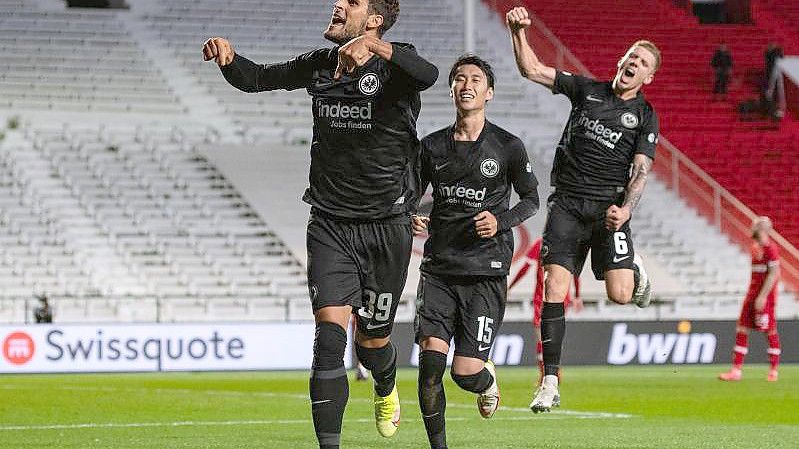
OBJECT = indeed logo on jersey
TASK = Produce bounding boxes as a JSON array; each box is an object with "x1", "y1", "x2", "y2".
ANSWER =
[
  {"x1": 577, "y1": 111, "x2": 622, "y2": 149},
  {"x1": 316, "y1": 99, "x2": 373, "y2": 130},
  {"x1": 438, "y1": 184, "x2": 486, "y2": 208}
]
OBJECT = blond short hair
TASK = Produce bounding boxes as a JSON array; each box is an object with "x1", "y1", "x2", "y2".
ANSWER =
[
  {"x1": 630, "y1": 40, "x2": 661, "y2": 71},
  {"x1": 752, "y1": 216, "x2": 773, "y2": 233}
]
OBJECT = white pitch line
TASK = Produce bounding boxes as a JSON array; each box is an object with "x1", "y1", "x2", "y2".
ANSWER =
[
  {"x1": 0, "y1": 413, "x2": 623, "y2": 432},
  {"x1": 0, "y1": 385, "x2": 635, "y2": 422}
]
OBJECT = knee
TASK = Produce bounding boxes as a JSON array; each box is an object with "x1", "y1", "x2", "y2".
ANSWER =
[
  {"x1": 313, "y1": 321, "x2": 348, "y2": 366},
  {"x1": 419, "y1": 336, "x2": 449, "y2": 353},
  {"x1": 543, "y1": 276, "x2": 569, "y2": 302},
  {"x1": 419, "y1": 350, "x2": 447, "y2": 385},
  {"x1": 606, "y1": 282, "x2": 632, "y2": 304}
]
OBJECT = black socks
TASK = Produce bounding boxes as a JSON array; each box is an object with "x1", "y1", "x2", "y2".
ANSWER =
[
  {"x1": 310, "y1": 322, "x2": 349, "y2": 449},
  {"x1": 541, "y1": 302, "x2": 565, "y2": 377},
  {"x1": 419, "y1": 350, "x2": 448, "y2": 449},
  {"x1": 451, "y1": 368, "x2": 493, "y2": 393},
  {"x1": 356, "y1": 341, "x2": 397, "y2": 397}
]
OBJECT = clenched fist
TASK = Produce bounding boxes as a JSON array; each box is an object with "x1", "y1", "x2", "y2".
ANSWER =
[
  {"x1": 474, "y1": 211, "x2": 498, "y2": 239},
  {"x1": 506, "y1": 7, "x2": 532, "y2": 32},
  {"x1": 412, "y1": 215, "x2": 430, "y2": 237},
  {"x1": 203, "y1": 37, "x2": 235, "y2": 67}
]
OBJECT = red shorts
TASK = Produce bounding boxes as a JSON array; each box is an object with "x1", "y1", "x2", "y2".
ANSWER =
[{"x1": 737, "y1": 297, "x2": 776, "y2": 332}]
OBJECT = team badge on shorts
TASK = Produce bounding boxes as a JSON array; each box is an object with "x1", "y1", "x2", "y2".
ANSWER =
[
  {"x1": 621, "y1": 112, "x2": 639, "y2": 129},
  {"x1": 358, "y1": 73, "x2": 380, "y2": 95},
  {"x1": 480, "y1": 158, "x2": 500, "y2": 178}
]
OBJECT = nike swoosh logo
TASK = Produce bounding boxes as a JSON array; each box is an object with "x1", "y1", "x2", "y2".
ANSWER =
[
  {"x1": 311, "y1": 400, "x2": 332, "y2": 405},
  {"x1": 541, "y1": 339, "x2": 552, "y2": 344},
  {"x1": 586, "y1": 95, "x2": 603, "y2": 102},
  {"x1": 422, "y1": 413, "x2": 439, "y2": 418},
  {"x1": 478, "y1": 345, "x2": 491, "y2": 352},
  {"x1": 366, "y1": 322, "x2": 390, "y2": 330},
  {"x1": 613, "y1": 255, "x2": 631, "y2": 263},
  {"x1": 434, "y1": 162, "x2": 449, "y2": 171}
]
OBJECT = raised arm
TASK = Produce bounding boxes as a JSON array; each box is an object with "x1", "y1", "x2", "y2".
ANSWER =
[
  {"x1": 203, "y1": 37, "x2": 331, "y2": 93},
  {"x1": 335, "y1": 37, "x2": 438, "y2": 90},
  {"x1": 506, "y1": 7, "x2": 556, "y2": 88}
]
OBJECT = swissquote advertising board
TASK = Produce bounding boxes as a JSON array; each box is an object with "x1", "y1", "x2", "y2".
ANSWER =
[{"x1": 1, "y1": 321, "x2": 796, "y2": 373}]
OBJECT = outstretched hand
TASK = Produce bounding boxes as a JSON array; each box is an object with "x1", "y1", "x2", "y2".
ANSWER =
[{"x1": 202, "y1": 37, "x2": 235, "y2": 67}]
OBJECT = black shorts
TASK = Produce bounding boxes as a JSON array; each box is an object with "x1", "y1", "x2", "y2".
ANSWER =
[
  {"x1": 414, "y1": 272, "x2": 507, "y2": 361},
  {"x1": 306, "y1": 210, "x2": 412, "y2": 338},
  {"x1": 541, "y1": 192, "x2": 635, "y2": 280}
]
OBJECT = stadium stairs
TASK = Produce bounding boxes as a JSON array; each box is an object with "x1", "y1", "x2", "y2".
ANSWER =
[
  {"x1": 2, "y1": 0, "x2": 795, "y2": 322},
  {"x1": 496, "y1": 0, "x2": 799, "y2": 253}
]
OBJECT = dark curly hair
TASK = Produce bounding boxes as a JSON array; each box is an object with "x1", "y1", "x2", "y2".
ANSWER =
[{"x1": 368, "y1": 0, "x2": 400, "y2": 36}]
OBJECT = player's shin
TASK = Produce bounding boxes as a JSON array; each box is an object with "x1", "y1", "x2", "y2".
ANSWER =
[
  {"x1": 419, "y1": 350, "x2": 448, "y2": 449},
  {"x1": 541, "y1": 302, "x2": 565, "y2": 377},
  {"x1": 310, "y1": 322, "x2": 349, "y2": 449},
  {"x1": 356, "y1": 341, "x2": 397, "y2": 397},
  {"x1": 733, "y1": 331, "x2": 748, "y2": 369},
  {"x1": 357, "y1": 340, "x2": 400, "y2": 437},
  {"x1": 768, "y1": 332, "x2": 780, "y2": 374}
]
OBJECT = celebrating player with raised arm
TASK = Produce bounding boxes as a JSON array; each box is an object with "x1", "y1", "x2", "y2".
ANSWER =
[
  {"x1": 719, "y1": 216, "x2": 782, "y2": 382},
  {"x1": 412, "y1": 55, "x2": 539, "y2": 449},
  {"x1": 203, "y1": 1, "x2": 438, "y2": 447},
  {"x1": 507, "y1": 6, "x2": 660, "y2": 413}
]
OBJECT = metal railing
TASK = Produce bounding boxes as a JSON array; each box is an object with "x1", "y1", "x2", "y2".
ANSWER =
[{"x1": 482, "y1": 0, "x2": 799, "y2": 292}]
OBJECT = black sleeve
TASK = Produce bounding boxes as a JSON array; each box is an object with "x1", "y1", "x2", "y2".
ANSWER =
[
  {"x1": 497, "y1": 140, "x2": 540, "y2": 232},
  {"x1": 634, "y1": 109, "x2": 659, "y2": 160},
  {"x1": 220, "y1": 49, "x2": 334, "y2": 92},
  {"x1": 551, "y1": 70, "x2": 591, "y2": 103},
  {"x1": 389, "y1": 43, "x2": 439, "y2": 91},
  {"x1": 415, "y1": 140, "x2": 433, "y2": 213}
]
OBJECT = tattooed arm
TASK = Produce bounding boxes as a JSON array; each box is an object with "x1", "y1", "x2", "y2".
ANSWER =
[{"x1": 605, "y1": 154, "x2": 653, "y2": 231}]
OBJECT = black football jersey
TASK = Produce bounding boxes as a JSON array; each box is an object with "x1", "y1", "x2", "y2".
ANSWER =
[
  {"x1": 551, "y1": 70, "x2": 659, "y2": 200},
  {"x1": 419, "y1": 121, "x2": 539, "y2": 276},
  {"x1": 221, "y1": 43, "x2": 438, "y2": 219}
]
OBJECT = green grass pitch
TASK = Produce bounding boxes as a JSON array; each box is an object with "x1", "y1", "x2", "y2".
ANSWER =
[{"x1": 1, "y1": 365, "x2": 797, "y2": 448}]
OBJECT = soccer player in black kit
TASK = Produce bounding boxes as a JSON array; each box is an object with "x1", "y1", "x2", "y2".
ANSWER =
[
  {"x1": 202, "y1": 1, "x2": 438, "y2": 447},
  {"x1": 411, "y1": 55, "x2": 539, "y2": 449},
  {"x1": 507, "y1": 7, "x2": 660, "y2": 412}
]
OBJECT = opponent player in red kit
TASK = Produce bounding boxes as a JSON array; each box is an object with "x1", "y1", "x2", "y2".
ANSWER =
[
  {"x1": 719, "y1": 216, "x2": 781, "y2": 382},
  {"x1": 508, "y1": 238, "x2": 582, "y2": 391}
]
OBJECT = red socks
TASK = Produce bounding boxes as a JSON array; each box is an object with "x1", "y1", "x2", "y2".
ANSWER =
[
  {"x1": 767, "y1": 333, "x2": 781, "y2": 370},
  {"x1": 732, "y1": 332, "x2": 748, "y2": 368}
]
